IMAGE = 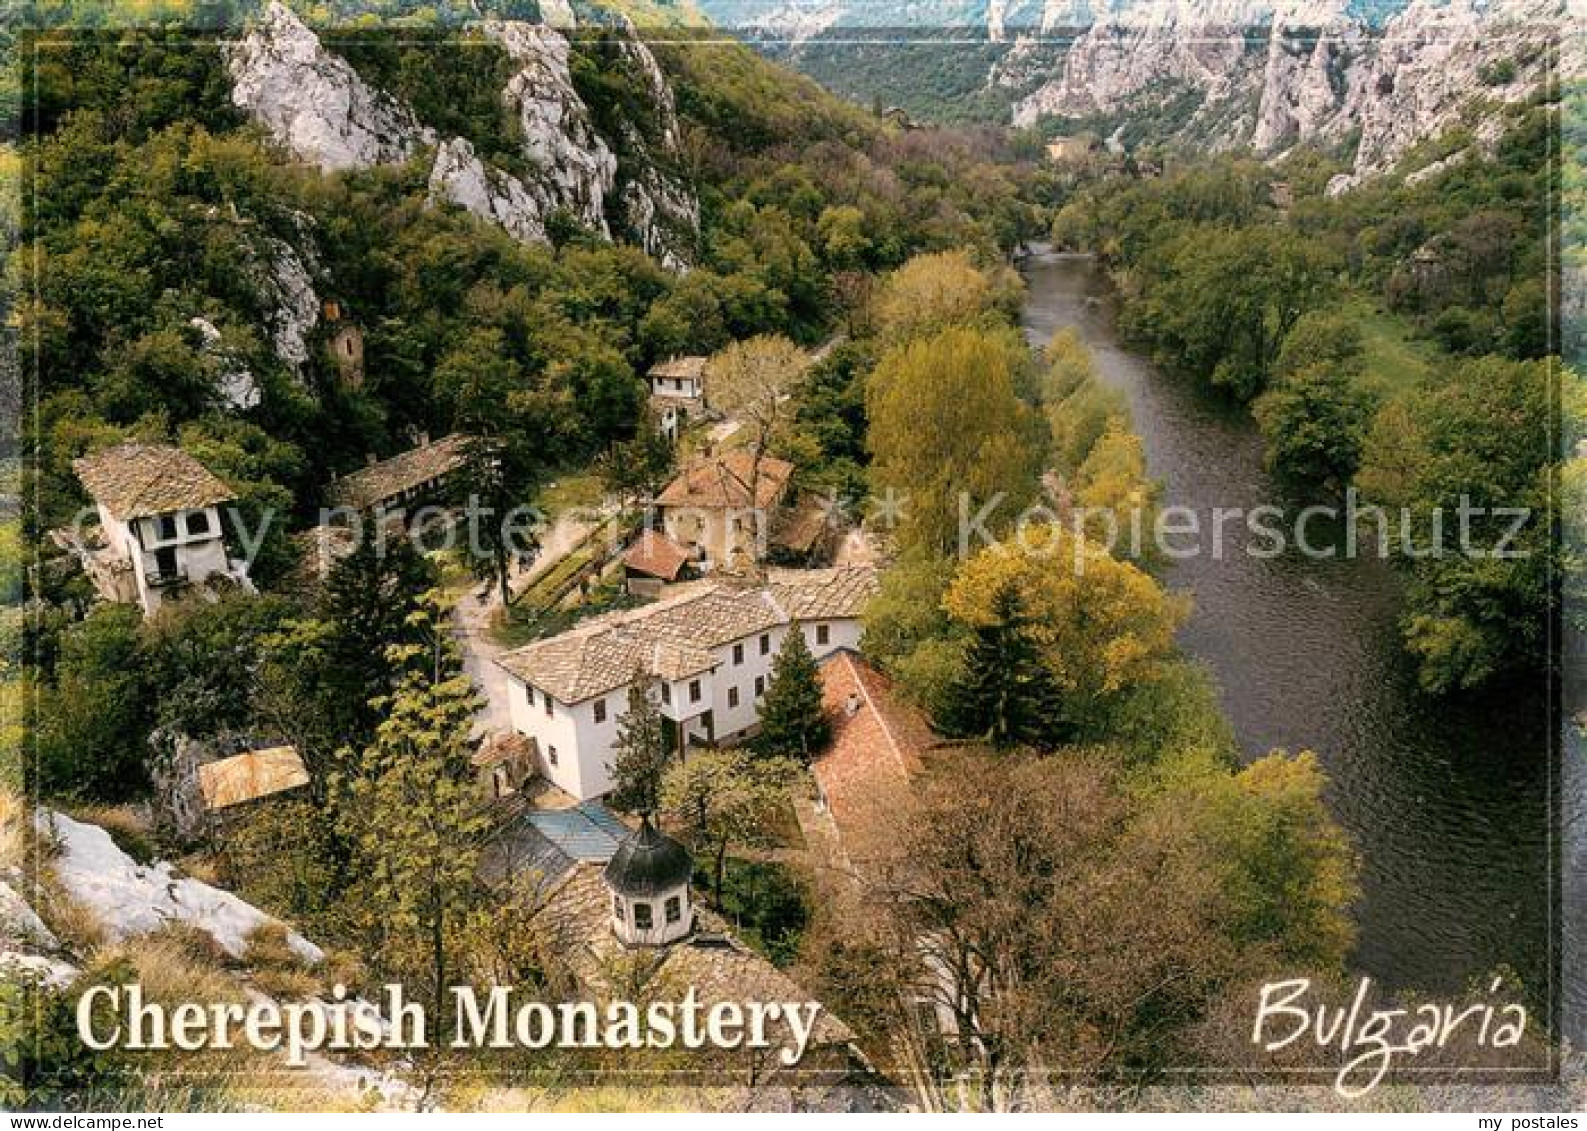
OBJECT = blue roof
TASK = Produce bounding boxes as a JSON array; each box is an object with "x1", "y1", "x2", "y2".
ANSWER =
[{"x1": 523, "y1": 802, "x2": 628, "y2": 862}]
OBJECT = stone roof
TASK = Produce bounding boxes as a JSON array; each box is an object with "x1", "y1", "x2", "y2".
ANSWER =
[
  {"x1": 622, "y1": 530, "x2": 693, "y2": 581},
  {"x1": 655, "y1": 449, "x2": 793, "y2": 510},
  {"x1": 196, "y1": 746, "x2": 309, "y2": 812},
  {"x1": 771, "y1": 494, "x2": 832, "y2": 554},
  {"x1": 496, "y1": 567, "x2": 878, "y2": 704},
  {"x1": 471, "y1": 730, "x2": 537, "y2": 769},
  {"x1": 73, "y1": 443, "x2": 235, "y2": 522},
  {"x1": 813, "y1": 650, "x2": 936, "y2": 871},
  {"x1": 648, "y1": 355, "x2": 707, "y2": 381},
  {"x1": 328, "y1": 433, "x2": 470, "y2": 511},
  {"x1": 531, "y1": 863, "x2": 854, "y2": 1054}
]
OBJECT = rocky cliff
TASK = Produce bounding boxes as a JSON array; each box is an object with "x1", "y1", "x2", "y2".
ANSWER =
[
  {"x1": 1006, "y1": 0, "x2": 1571, "y2": 187},
  {"x1": 226, "y1": 1, "x2": 699, "y2": 266}
]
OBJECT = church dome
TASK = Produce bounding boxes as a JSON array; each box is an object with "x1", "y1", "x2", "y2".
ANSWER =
[{"x1": 603, "y1": 817, "x2": 693, "y2": 898}]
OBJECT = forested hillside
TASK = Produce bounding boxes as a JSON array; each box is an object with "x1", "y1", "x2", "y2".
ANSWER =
[
  {"x1": 17, "y1": 2, "x2": 1043, "y2": 581},
  {"x1": 1052, "y1": 89, "x2": 1565, "y2": 696}
]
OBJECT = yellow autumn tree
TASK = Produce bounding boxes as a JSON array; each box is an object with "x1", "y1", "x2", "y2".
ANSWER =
[
  {"x1": 867, "y1": 325, "x2": 1045, "y2": 555},
  {"x1": 1072, "y1": 422, "x2": 1161, "y2": 558},
  {"x1": 941, "y1": 524, "x2": 1187, "y2": 726},
  {"x1": 1142, "y1": 747, "x2": 1359, "y2": 970},
  {"x1": 871, "y1": 249, "x2": 994, "y2": 339}
]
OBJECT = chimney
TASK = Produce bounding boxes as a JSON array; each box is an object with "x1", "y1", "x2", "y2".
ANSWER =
[
  {"x1": 365, "y1": 453, "x2": 377, "y2": 466},
  {"x1": 418, "y1": 431, "x2": 430, "y2": 446},
  {"x1": 845, "y1": 692, "x2": 862, "y2": 717}
]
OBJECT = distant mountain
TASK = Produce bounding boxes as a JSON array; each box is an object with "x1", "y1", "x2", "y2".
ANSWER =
[{"x1": 699, "y1": 0, "x2": 1572, "y2": 187}]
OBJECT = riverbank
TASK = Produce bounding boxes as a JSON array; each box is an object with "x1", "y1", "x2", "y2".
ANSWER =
[{"x1": 1019, "y1": 249, "x2": 1558, "y2": 1021}]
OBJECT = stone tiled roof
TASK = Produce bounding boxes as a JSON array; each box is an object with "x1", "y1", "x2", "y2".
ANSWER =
[
  {"x1": 814, "y1": 651, "x2": 936, "y2": 871},
  {"x1": 73, "y1": 443, "x2": 235, "y2": 521},
  {"x1": 648, "y1": 355, "x2": 707, "y2": 381},
  {"x1": 771, "y1": 495, "x2": 833, "y2": 554},
  {"x1": 328, "y1": 433, "x2": 470, "y2": 511},
  {"x1": 532, "y1": 863, "x2": 854, "y2": 1053},
  {"x1": 471, "y1": 730, "x2": 537, "y2": 769},
  {"x1": 622, "y1": 530, "x2": 693, "y2": 581},
  {"x1": 197, "y1": 746, "x2": 309, "y2": 812},
  {"x1": 655, "y1": 449, "x2": 793, "y2": 510},
  {"x1": 496, "y1": 567, "x2": 877, "y2": 704}
]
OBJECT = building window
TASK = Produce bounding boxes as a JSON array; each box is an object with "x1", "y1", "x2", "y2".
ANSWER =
[
  {"x1": 759, "y1": 633, "x2": 770, "y2": 656},
  {"x1": 155, "y1": 515, "x2": 178, "y2": 541},
  {"x1": 185, "y1": 510, "x2": 211, "y2": 536},
  {"x1": 733, "y1": 642, "x2": 744, "y2": 665},
  {"x1": 665, "y1": 896, "x2": 681, "y2": 924},
  {"x1": 755, "y1": 676, "x2": 765, "y2": 698},
  {"x1": 544, "y1": 693, "x2": 553, "y2": 718},
  {"x1": 816, "y1": 623, "x2": 830, "y2": 646},
  {"x1": 613, "y1": 896, "x2": 624, "y2": 921},
  {"x1": 688, "y1": 679, "x2": 701, "y2": 703},
  {"x1": 633, "y1": 902, "x2": 653, "y2": 931},
  {"x1": 661, "y1": 683, "x2": 671, "y2": 705},
  {"x1": 593, "y1": 698, "x2": 607, "y2": 724},
  {"x1": 548, "y1": 745, "x2": 558, "y2": 766},
  {"x1": 728, "y1": 687, "x2": 740, "y2": 709}
]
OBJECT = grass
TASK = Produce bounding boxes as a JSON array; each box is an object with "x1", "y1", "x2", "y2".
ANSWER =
[
  {"x1": 538, "y1": 473, "x2": 606, "y2": 521},
  {"x1": 1341, "y1": 292, "x2": 1439, "y2": 400},
  {"x1": 702, "y1": 857, "x2": 809, "y2": 968}
]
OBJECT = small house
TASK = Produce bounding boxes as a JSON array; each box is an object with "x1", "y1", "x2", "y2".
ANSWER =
[
  {"x1": 647, "y1": 356, "x2": 709, "y2": 441},
  {"x1": 72, "y1": 443, "x2": 246, "y2": 616},
  {"x1": 655, "y1": 449, "x2": 794, "y2": 571},
  {"x1": 327, "y1": 433, "x2": 471, "y2": 519},
  {"x1": 620, "y1": 529, "x2": 696, "y2": 596}
]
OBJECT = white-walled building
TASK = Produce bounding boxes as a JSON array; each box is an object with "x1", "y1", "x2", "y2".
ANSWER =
[
  {"x1": 646, "y1": 356, "x2": 708, "y2": 442},
  {"x1": 72, "y1": 443, "x2": 245, "y2": 616},
  {"x1": 495, "y1": 566, "x2": 877, "y2": 801}
]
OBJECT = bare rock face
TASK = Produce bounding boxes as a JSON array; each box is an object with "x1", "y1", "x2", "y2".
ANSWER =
[
  {"x1": 226, "y1": 1, "x2": 699, "y2": 268},
  {"x1": 427, "y1": 137, "x2": 552, "y2": 245},
  {"x1": 484, "y1": 19, "x2": 617, "y2": 238},
  {"x1": 226, "y1": 1, "x2": 435, "y2": 172},
  {"x1": 1009, "y1": 0, "x2": 1570, "y2": 190}
]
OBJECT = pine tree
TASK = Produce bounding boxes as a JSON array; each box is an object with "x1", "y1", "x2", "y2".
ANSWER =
[
  {"x1": 607, "y1": 669, "x2": 671, "y2": 815},
  {"x1": 942, "y1": 580, "x2": 1063, "y2": 750},
  {"x1": 336, "y1": 599, "x2": 484, "y2": 1034},
  {"x1": 755, "y1": 622, "x2": 830, "y2": 762}
]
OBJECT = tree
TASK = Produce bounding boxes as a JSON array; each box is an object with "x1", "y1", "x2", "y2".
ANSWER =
[
  {"x1": 754, "y1": 623, "x2": 829, "y2": 762},
  {"x1": 606, "y1": 670, "x2": 672, "y2": 815},
  {"x1": 939, "y1": 579, "x2": 1061, "y2": 750},
  {"x1": 1252, "y1": 364, "x2": 1378, "y2": 487},
  {"x1": 35, "y1": 604, "x2": 153, "y2": 800},
  {"x1": 942, "y1": 526, "x2": 1188, "y2": 734},
  {"x1": 867, "y1": 326, "x2": 1045, "y2": 556},
  {"x1": 322, "y1": 533, "x2": 437, "y2": 747},
  {"x1": 704, "y1": 334, "x2": 808, "y2": 533},
  {"x1": 872, "y1": 249, "x2": 994, "y2": 339},
  {"x1": 660, "y1": 749, "x2": 796, "y2": 908},
  {"x1": 1355, "y1": 356, "x2": 1554, "y2": 693},
  {"x1": 336, "y1": 630, "x2": 485, "y2": 1031},
  {"x1": 595, "y1": 422, "x2": 674, "y2": 506}
]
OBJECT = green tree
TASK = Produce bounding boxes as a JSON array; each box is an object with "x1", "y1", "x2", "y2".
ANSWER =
[
  {"x1": 661, "y1": 749, "x2": 796, "y2": 908},
  {"x1": 606, "y1": 670, "x2": 672, "y2": 815},
  {"x1": 754, "y1": 623, "x2": 830, "y2": 763},
  {"x1": 35, "y1": 605, "x2": 153, "y2": 800},
  {"x1": 1355, "y1": 356, "x2": 1555, "y2": 693},
  {"x1": 1252, "y1": 366, "x2": 1378, "y2": 487},
  {"x1": 867, "y1": 326, "x2": 1044, "y2": 556},
  {"x1": 940, "y1": 579, "x2": 1061, "y2": 750},
  {"x1": 336, "y1": 626, "x2": 485, "y2": 1029}
]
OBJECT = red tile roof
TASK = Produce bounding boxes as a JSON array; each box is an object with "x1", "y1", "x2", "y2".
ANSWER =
[
  {"x1": 622, "y1": 530, "x2": 693, "y2": 581},
  {"x1": 813, "y1": 650, "x2": 937, "y2": 870},
  {"x1": 655, "y1": 449, "x2": 793, "y2": 510}
]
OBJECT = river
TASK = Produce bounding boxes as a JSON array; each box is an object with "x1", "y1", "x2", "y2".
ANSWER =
[{"x1": 1018, "y1": 249, "x2": 1580, "y2": 1040}]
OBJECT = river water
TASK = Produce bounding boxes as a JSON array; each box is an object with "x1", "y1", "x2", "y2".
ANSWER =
[{"x1": 1018, "y1": 250, "x2": 1580, "y2": 1040}]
